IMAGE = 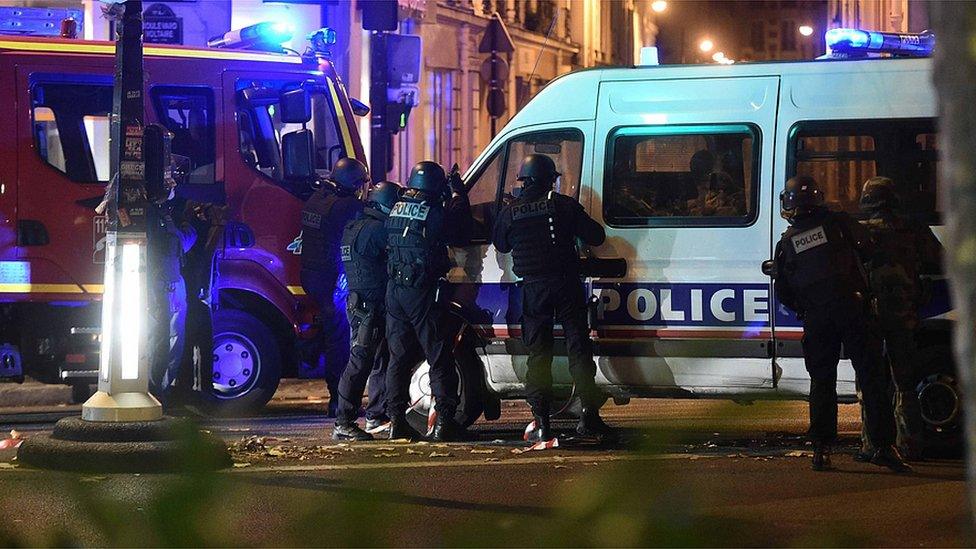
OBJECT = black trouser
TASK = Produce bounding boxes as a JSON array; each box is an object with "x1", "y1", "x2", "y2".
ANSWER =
[
  {"x1": 521, "y1": 275, "x2": 601, "y2": 418},
  {"x1": 801, "y1": 300, "x2": 896, "y2": 447},
  {"x1": 301, "y1": 269, "x2": 351, "y2": 402},
  {"x1": 385, "y1": 282, "x2": 459, "y2": 419},
  {"x1": 860, "y1": 319, "x2": 924, "y2": 454},
  {"x1": 336, "y1": 293, "x2": 389, "y2": 426},
  {"x1": 149, "y1": 277, "x2": 187, "y2": 405}
]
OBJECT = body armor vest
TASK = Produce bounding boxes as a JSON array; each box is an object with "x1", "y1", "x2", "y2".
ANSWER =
[
  {"x1": 341, "y1": 208, "x2": 388, "y2": 292},
  {"x1": 780, "y1": 210, "x2": 865, "y2": 309},
  {"x1": 300, "y1": 189, "x2": 359, "y2": 274},
  {"x1": 385, "y1": 195, "x2": 448, "y2": 287},
  {"x1": 509, "y1": 191, "x2": 580, "y2": 279},
  {"x1": 862, "y1": 214, "x2": 922, "y2": 319}
]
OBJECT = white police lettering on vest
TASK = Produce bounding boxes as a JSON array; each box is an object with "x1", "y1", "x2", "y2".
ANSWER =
[
  {"x1": 512, "y1": 198, "x2": 554, "y2": 220},
  {"x1": 391, "y1": 201, "x2": 430, "y2": 221},
  {"x1": 791, "y1": 226, "x2": 828, "y2": 254}
]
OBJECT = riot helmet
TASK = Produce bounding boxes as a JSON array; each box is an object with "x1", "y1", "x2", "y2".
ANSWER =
[
  {"x1": 366, "y1": 181, "x2": 403, "y2": 214},
  {"x1": 859, "y1": 176, "x2": 900, "y2": 213},
  {"x1": 780, "y1": 175, "x2": 825, "y2": 222},
  {"x1": 407, "y1": 161, "x2": 448, "y2": 195},
  {"x1": 516, "y1": 154, "x2": 560, "y2": 190},
  {"x1": 330, "y1": 157, "x2": 370, "y2": 194}
]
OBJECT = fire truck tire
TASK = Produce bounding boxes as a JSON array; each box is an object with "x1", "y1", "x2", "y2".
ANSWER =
[
  {"x1": 206, "y1": 308, "x2": 281, "y2": 417},
  {"x1": 405, "y1": 340, "x2": 486, "y2": 435}
]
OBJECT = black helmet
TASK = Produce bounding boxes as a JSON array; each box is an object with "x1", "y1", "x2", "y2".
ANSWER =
[
  {"x1": 367, "y1": 181, "x2": 403, "y2": 214},
  {"x1": 330, "y1": 157, "x2": 370, "y2": 193},
  {"x1": 780, "y1": 175, "x2": 825, "y2": 222},
  {"x1": 859, "y1": 176, "x2": 900, "y2": 212},
  {"x1": 516, "y1": 154, "x2": 560, "y2": 187},
  {"x1": 407, "y1": 161, "x2": 448, "y2": 194}
]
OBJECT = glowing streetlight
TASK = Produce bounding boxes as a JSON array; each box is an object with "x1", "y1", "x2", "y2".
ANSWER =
[
  {"x1": 699, "y1": 39, "x2": 714, "y2": 53},
  {"x1": 799, "y1": 25, "x2": 814, "y2": 37},
  {"x1": 651, "y1": 0, "x2": 668, "y2": 13}
]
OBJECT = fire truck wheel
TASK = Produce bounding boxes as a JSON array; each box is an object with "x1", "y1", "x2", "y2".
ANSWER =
[
  {"x1": 206, "y1": 308, "x2": 281, "y2": 416},
  {"x1": 404, "y1": 340, "x2": 486, "y2": 435}
]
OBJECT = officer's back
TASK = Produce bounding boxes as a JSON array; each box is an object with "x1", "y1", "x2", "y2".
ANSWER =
[
  {"x1": 494, "y1": 166, "x2": 605, "y2": 279},
  {"x1": 301, "y1": 158, "x2": 368, "y2": 280}
]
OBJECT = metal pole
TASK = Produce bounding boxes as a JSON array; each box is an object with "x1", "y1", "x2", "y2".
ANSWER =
[{"x1": 369, "y1": 31, "x2": 389, "y2": 183}]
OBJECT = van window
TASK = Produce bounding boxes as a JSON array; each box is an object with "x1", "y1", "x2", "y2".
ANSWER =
[
  {"x1": 604, "y1": 125, "x2": 758, "y2": 227},
  {"x1": 31, "y1": 79, "x2": 113, "y2": 184},
  {"x1": 236, "y1": 79, "x2": 345, "y2": 198},
  {"x1": 464, "y1": 129, "x2": 584, "y2": 241},
  {"x1": 151, "y1": 86, "x2": 216, "y2": 185},
  {"x1": 789, "y1": 119, "x2": 940, "y2": 222}
]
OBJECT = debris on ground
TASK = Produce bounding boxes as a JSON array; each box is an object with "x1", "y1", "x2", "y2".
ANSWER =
[{"x1": 428, "y1": 452, "x2": 451, "y2": 458}]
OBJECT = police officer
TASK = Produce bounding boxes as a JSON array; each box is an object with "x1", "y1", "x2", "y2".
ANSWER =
[
  {"x1": 385, "y1": 161, "x2": 471, "y2": 441},
  {"x1": 492, "y1": 154, "x2": 613, "y2": 444},
  {"x1": 301, "y1": 157, "x2": 369, "y2": 417},
  {"x1": 332, "y1": 181, "x2": 403, "y2": 441},
  {"x1": 130, "y1": 177, "x2": 195, "y2": 406},
  {"x1": 772, "y1": 175, "x2": 910, "y2": 473},
  {"x1": 856, "y1": 176, "x2": 944, "y2": 461}
]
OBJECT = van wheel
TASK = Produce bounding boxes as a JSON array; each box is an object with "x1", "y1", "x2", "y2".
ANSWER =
[
  {"x1": 405, "y1": 341, "x2": 486, "y2": 434},
  {"x1": 204, "y1": 308, "x2": 281, "y2": 417},
  {"x1": 917, "y1": 345, "x2": 962, "y2": 443}
]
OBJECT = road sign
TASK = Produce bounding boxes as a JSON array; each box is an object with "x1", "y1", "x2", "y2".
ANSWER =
[
  {"x1": 487, "y1": 87, "x2": 507, "y2": 118},
  {"x1": 480, "y1": 55, "x2": 509, "y2": 83},
  {"x1": 478, "y1": 12, "x2": 515, "y2": 53},
  {"x1": 143, "y1": 3, "x2": 182, "y2": 44}
]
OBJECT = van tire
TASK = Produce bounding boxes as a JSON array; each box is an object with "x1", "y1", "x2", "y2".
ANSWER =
[
  {"x1": 405, "y1": 339, "x2": 486, "y2": 434},
  {"x1": 203, "y1": 308, "x2": 281, "y2": 417},
  {"x1": 915, "y1": 342, "x2": 962, "y2": 451}
]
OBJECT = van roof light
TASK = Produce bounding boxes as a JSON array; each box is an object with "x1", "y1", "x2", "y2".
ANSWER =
[
  {"x1": 824, "y1": 28, "x2": 934, "y2": 58},
  {"x1": 208, "y1": 21, "x2": 295, "y2": 52}
]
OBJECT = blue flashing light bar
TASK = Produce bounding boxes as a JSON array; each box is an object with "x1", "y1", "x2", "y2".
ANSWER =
[
  {"x1": 825, "y1": 28, "x2": 934, "y2": 57},
  {"x1": 208, "y1": 21, "x2": 295, "y2": 51}
]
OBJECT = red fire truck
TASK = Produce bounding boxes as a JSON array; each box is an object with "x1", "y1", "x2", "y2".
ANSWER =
[{"x1": 0, "y1": 29, "x2": 368, "y2": 414}]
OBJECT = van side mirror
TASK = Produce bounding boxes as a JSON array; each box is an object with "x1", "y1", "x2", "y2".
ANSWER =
[
  {"x1": 280, "y1": 88, "x2": 311, "y2": 124},
  {"x1": 282, "y1": 129, "x2": 315, "y2": 181},
  {"x1": 761, "y1": 259, "x2": 777, "y2": 278},
  {"x1": 579, "y1": 257, "x2": 627, "y2": 279}
]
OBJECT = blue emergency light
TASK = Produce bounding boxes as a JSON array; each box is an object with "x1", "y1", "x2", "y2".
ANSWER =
[
  {"x1": 208, "y1": 21, "x2": 295, "y2": 51},
  {"x1": 825, "y1": 28, "x2": 934, "y2": 57}
]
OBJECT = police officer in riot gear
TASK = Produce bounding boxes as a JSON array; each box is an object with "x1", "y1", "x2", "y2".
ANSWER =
[
  {"x1": 385, "y1": 161, "x2": 472, "y2": 441},
  {"x1": 492, "y1": 154, "x2": 613, "y2": 444},
  {"x1": 855, "y1": 176, "x2": 944, "y2": 460},
  {"x1": 773, "y1": 175, "x2": 910, "y2": 473},
  {"x1": 332, "y1": 181, "x2": 403, "y2": 441},
  {"x1": 301, "y1": 157, "x2": 369, "y2": 417}
]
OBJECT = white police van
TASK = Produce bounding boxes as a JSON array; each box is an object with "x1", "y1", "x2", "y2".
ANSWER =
[{"x1": 409, "y1": 30, "x2": 955, "y2": 434}]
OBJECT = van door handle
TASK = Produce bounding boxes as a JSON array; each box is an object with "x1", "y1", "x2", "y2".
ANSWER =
[{"x1": 17, "y1": 219, "x2": 50, "y2": 246}]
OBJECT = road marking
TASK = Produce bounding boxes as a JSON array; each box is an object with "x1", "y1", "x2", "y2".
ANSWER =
[{"x1": 225, "y1": 452, "x2": 710, "y2": 474}]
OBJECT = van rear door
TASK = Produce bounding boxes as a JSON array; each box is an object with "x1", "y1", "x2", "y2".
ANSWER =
[{"x1": 588, "y1": 75, "x2": 780, "y2": 397}]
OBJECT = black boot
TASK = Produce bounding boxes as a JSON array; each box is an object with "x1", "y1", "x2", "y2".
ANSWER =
[
  {"x1": 332, "y1": 422, "x2": 373, "y2": 442},
  {"x1": 388, "y1": 415, "x2": 423, "y2": 441},
  {"x1": 431, "y1": 415, "x2": 469, "y2": 442},
  {"x1": 576, "y1": 406, "x2": 616, "y2": 441},
  {"x1": 525, "y1": 414, "x2": 553, "y2": 443},
  {"x1": 871, "y1": 445, "x2": 914, "y2": 474},
  {"x1": 812, "y1": 444, "x2": 833, "y2": 471}
]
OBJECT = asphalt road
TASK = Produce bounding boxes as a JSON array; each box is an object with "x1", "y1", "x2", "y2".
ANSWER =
[{"x1": 0, "y1": 384, "x2": 969, "y2": 547}]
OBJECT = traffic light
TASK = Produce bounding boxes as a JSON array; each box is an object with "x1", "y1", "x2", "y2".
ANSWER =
[{"x1": 384, "y1": 86, "x2": 418, "y2": 134}]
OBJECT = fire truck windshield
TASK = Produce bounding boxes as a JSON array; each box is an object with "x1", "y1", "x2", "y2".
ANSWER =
[{"x1": 237, "y1": 78, "x2": 345, "y2": 198}]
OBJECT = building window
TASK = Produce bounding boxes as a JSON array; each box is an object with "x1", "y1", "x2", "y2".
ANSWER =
[
  {"x1": 789, "y1": 118, "x2": 941, "y2": 222},
  {"x1": 750, "y1": 20, "x2": 765, "y2": 53},
  {"x1": 31, "y1": 77, "x2": 113, "y2": 184},
  {"x1": 603, "y1": 124, "x2": 759, "y2": 227},
  {"x1": 780, "y1": 20, "x2": 797, "y2": 51},
  {"x1": 151, "y1": 86, "x2": 216, "y2": 185}
]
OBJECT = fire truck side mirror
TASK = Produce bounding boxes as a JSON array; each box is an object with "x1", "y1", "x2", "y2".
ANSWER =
[
  {"x1": 144, "y1": 124, "x2": 174, "y2": 204},
  {"x1": 279, "y1": 88, "x2": 312, "y2": 124},
  {"x1": 282, "y1": 129, "x2": 316, "y2": 181}
]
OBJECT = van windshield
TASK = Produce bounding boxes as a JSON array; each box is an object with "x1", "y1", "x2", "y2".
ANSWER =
[{"x1": 236, "y1": 78, "x2": 345, "y2": 198}]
